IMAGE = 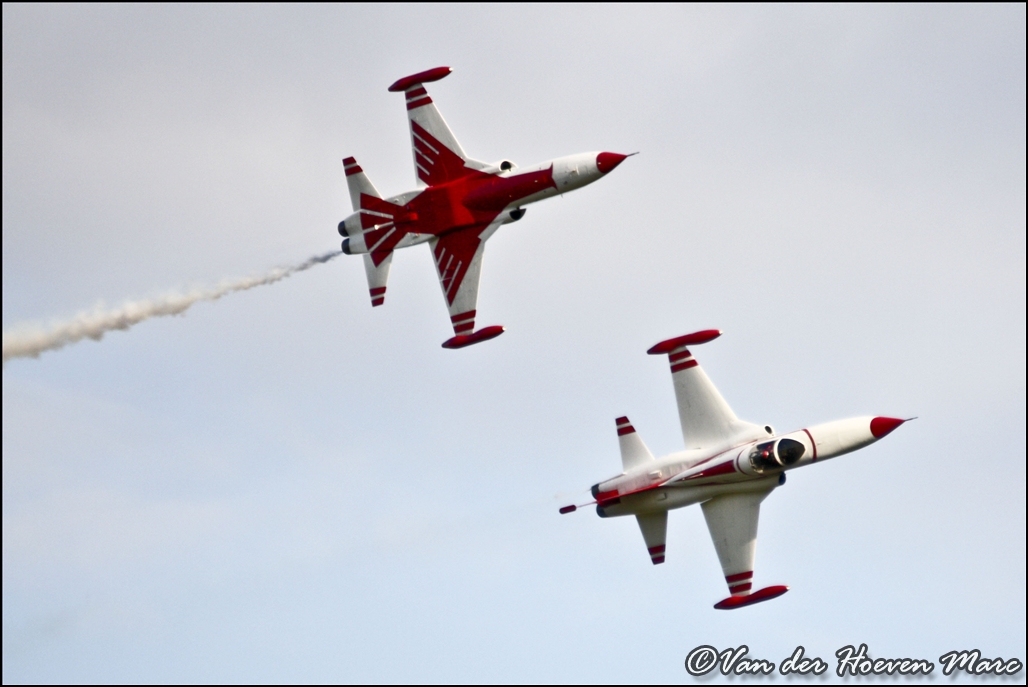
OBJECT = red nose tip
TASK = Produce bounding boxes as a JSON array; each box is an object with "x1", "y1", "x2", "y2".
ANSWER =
[
  {"x1": 870, "y1": 417, "x2": 905, "y2": 439},
  {"x1": 596, "y1": 152, "x2": 629, "y2": 174}
]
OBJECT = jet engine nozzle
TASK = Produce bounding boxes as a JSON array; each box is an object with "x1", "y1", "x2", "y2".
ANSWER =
[
  {"x1": 339, "y1": 228, "x2": 369, "y2": 255},
  {"x1": 338, "y1": 214, "x2": 362, "y2": 237}
]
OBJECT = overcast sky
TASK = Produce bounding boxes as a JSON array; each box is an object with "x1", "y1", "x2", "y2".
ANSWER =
[{"x1": 3, "y1": 4, "x2": 1025, "y2": 683}]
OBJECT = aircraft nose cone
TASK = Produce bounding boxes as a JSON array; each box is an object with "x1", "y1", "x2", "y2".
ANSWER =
[
  {"x1": 596, "y1": 152, "x2": 630, "y2": 174},
  {"x1": 870, "y1": 416, "x2": 906, "y2": 438}
]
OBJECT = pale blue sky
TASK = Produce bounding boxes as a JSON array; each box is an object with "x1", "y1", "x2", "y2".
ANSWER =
[{"x1": 3, "y1": 5, "x2": 1025, "y2": 683}]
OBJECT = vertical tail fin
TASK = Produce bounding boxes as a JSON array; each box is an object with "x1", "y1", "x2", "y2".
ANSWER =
[{"x1": 342, "y1": 157, "x2": 382, "y2": 211}]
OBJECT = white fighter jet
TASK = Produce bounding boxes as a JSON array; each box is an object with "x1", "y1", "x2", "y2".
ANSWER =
[
  {"x1": 337, "y1": 66, "x2": 631, "y2": 348},
  {"x1": 560, "y1": 330, "x2": 909, "y2": 609}
]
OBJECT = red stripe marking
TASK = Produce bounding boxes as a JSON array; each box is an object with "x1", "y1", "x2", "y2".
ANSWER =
[
  {"x1": 413, "y1": 135, "x2": 437, "y2": 156},
  {"x1": 371, "y1": 298, "x2": 384, "y2": 307},
  {"x1": 802, "y1": 428, "x2": 818, "y2": 462},
  {"x1": 651, "y1": 556, "x2": 665, "y2": 565},
  {"x1": 406, "y1": 86, "x2": 428, "y2": 98},
  {"x1": 648, "y1": 545, "x2": 666, "y2": 554},
  {"x1": 342, "y1": 157, "x2": 357, "y2": 166},
  {"x1": 406, "y1": 97, "x2": 433, "y2": 110},
  {"x1": 345, "y1": 165, "x2": 364, "y2": 177},
  {"x1": 669, "y1": 349, "x2": 693, "y2": 363},
  {"x1": 685, "y1": 449, "x2": 731, "y2": 472},
  {"x1": 670, "y1": 359, "x2": 698, "y2": 373},
  {"x1": 370, "y1": 248, "x2": 392, "y2": 268},
  {"x1": 450, "y1": 310, "x2": 476, "y2": 322},
  {"x1": 369, "y1": 287, "x2": 387, "y2": 296},
  {"x1": 725, "y1": 571, "x2": 753, "y2": 583},
  {"x1": 586, "y1": 446, "x2": 749, "y2": 506},
  {"x1": 454, "y1": 323, "x2": 474, "y2": 334},
  {"x1": 616, "y1": 426, "x2": 636, "y2": 436},
  {"x1": 685, "y1": 459, "x2": 737, "y2": 481},
  {"x1": 730, "y1": 582, "x2": 753, "y2": 594},
  {"x1": 615, "y1": 416, "x2": 630, "y2": 425}
]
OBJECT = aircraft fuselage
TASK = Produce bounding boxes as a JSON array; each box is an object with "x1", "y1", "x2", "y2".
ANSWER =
[
  {"x1": 339, "y1": 152, "x2": 617, "y2": 255},
  {"x1": 593, "y1": 416, "x2": 906, "y2": 518}
]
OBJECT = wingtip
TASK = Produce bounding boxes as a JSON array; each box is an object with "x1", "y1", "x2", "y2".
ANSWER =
[
  {"x1": 713, "y1": 585, "x2": 790, "y2": 610},
  {"x1": 388, "y1": 66, "x2": 453, "y2": 92},
  {"x1": 441, "y1": 326, "x2": 505, "y2": 349},
  {"x1": 647, "y1": 329, "x2": 723, "y2": 355}
]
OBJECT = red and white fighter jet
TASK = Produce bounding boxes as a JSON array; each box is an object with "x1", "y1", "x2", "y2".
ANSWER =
[
  {"x1": 561, "y1": 330, "x2": 909, "y2": 609},
  {"x1": 337, "y1": 67, "x2": 631, "y2": 348}
]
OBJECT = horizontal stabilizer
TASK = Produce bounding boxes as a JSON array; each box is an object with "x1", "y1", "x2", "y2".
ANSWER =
[
  {"x1": 616, "y1": 416, "x2": 655, "y2": 471},
  {"x1": 342, "y1": 157, "x2": 381, "y2": 212},
  {"x1": 635, "y1": 512, "x2": 668, "y2": 565},
  {"x1": 362, "y1": 252, "x2": 392, "y2": 307}
]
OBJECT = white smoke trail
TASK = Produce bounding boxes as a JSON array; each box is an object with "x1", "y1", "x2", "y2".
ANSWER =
[{"x1": 3, "y1": 251, "x2": 340, "y2": 364}]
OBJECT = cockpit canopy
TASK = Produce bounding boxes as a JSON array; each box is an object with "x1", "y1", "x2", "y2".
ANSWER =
[{"x1": 748, "y1": 437, "x2": 806, "y2": 472}]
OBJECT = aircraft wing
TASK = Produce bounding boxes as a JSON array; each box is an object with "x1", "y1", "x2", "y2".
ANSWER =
[
  {"x1": 647, "y1": 331, "x2": 764, "y2": 450},
  {"x1": 701, "y1": 491, "x2": 771, "y2": 596},
  {"x1": 388, "y1": 67, "x2": 486, "y2": 187},
  {"x1": 410, "y1": 120, "x2": 475, "y2": 187},
  {"x1": 430, "y1": 218, "x2": 503, "y2": 336}
]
